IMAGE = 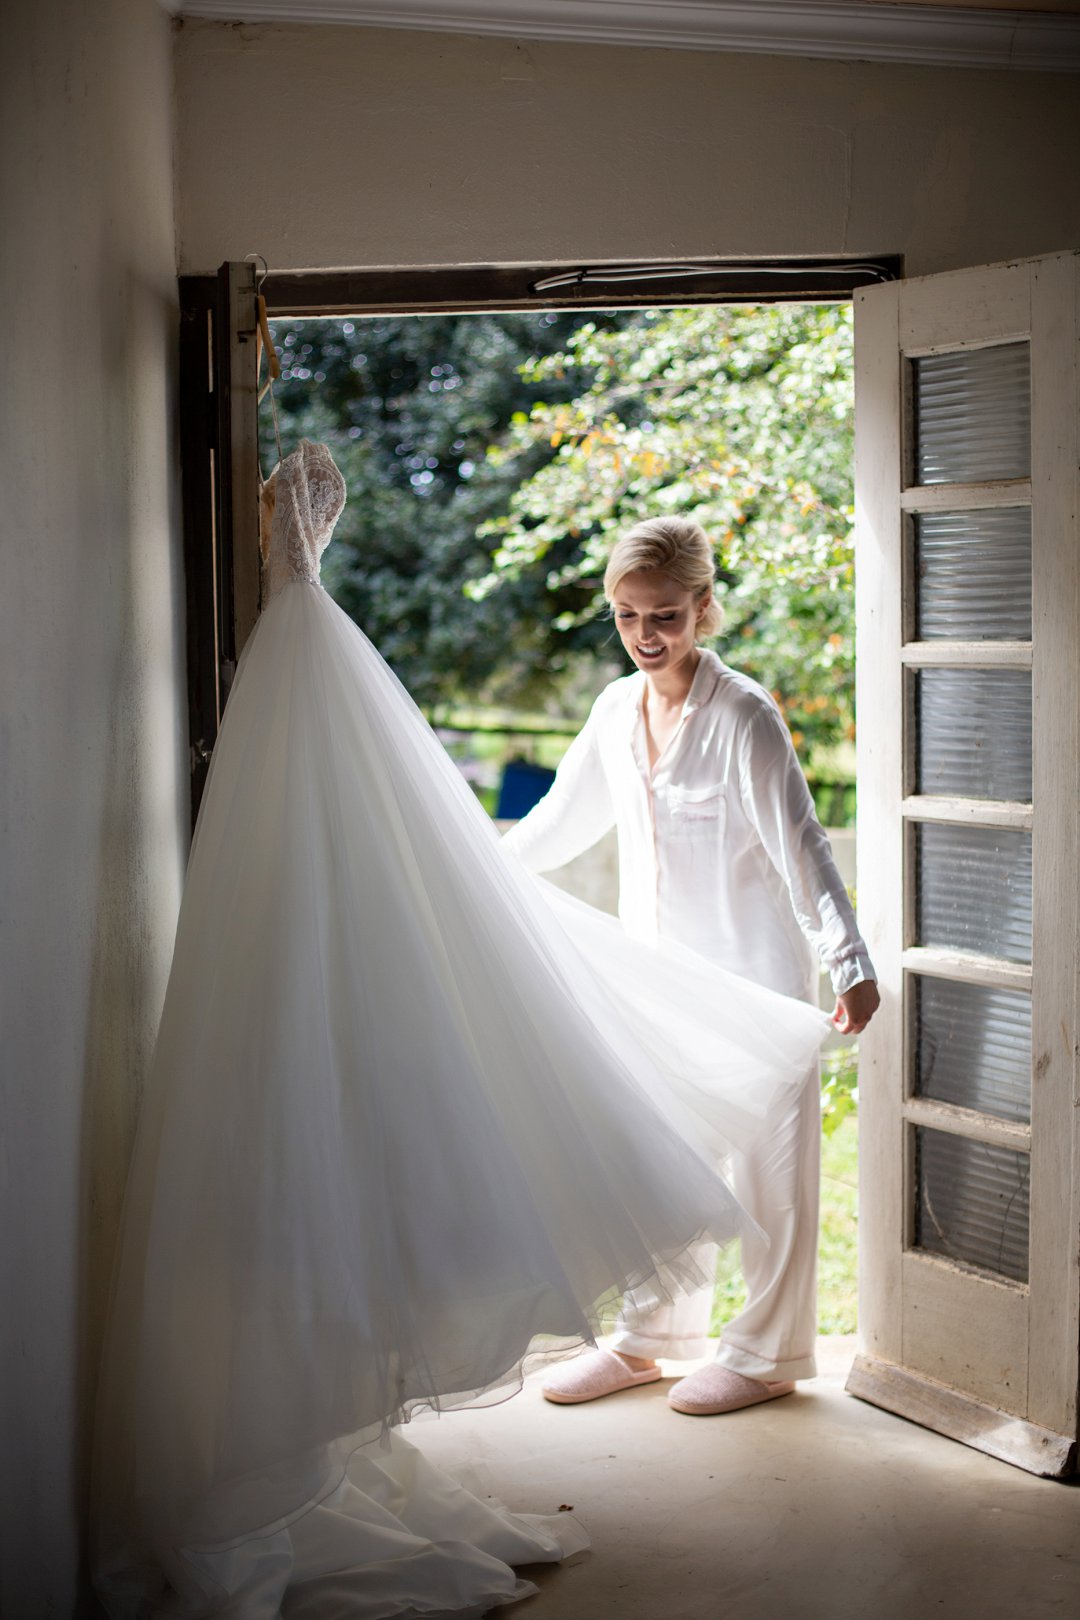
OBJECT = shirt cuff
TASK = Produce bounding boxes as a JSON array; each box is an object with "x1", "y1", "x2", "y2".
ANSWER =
[{"x1": 829, "y1": 951, "x2": 877, "y2": 996}]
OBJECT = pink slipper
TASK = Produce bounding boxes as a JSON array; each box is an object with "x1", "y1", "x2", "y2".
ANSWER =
[
  {"x1": 667, "y1": 1364, "x2": 795, "y2": 1416},
  {"x1": 541, "y1": 1348, "x2": 663, "y2": 1405}
]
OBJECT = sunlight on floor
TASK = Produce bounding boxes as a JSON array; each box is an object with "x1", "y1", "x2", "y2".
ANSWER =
[{"x1": 412, "y1": 1336, "x2": 1080, "y2": 1620}]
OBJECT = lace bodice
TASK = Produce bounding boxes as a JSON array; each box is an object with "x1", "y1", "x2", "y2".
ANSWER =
[{"x1": 262, "y1": 440, "x2": 347, "y2": 601}]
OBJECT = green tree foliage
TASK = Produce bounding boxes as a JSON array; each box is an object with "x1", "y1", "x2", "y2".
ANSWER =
[
  {"x1": 471, "y1": 303, "x2": 855, "y2": 757},
  {"x1": 264, "y1": 311, "x2": 632, "y2": 713}
]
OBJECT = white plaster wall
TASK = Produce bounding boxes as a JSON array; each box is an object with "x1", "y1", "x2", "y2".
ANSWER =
[
  {"x1": 0, "y1": 1, "x2": 185, "y2": 1612},
  {"x1": 175, "y1": 20, "x2": 1080, "y2": 277}
]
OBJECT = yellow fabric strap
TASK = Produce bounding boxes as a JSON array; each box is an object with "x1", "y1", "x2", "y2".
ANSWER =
[
  {"x1": 256, "y1": 293, "x2": 281, "y2": 403},
  {"x1": 256, "y1": 292, "x2": 283, "y2": 468}
]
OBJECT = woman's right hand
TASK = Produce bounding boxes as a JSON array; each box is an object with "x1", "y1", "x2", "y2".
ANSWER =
[{"x1": 832, "y1": 980, "x2": 880, "y2": 1035}]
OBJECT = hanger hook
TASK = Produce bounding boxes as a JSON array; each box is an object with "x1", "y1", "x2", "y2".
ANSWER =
[{"x1": 245, "y1": 252, "x2": 270, "y2": 297}]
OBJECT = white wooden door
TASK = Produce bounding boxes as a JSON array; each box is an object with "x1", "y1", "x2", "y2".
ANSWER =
[{"x1": 847, "y1": 252, "x2": 1080, "y2": 1476}]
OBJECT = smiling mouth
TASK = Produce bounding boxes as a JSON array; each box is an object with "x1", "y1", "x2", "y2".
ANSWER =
[{"x1": 637, "y1": 644, "x2": 666, "y2": 660}]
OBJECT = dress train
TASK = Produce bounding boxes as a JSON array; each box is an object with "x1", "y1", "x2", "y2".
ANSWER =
[{"x1": 91, "y1": 442, "x2": 827, "y2": 1617}]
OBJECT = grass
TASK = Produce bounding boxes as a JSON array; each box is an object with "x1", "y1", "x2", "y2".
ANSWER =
[
  {"x1": 709, "y1": 1112, "x2": 859, "y2": 1338},
  {"x1": 817, "y1": 1112, "x2": 859, "y2": 1334}
]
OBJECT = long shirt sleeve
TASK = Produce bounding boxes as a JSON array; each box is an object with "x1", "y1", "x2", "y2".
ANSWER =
[
  {"x1": 736, "y1": 704, "x2": 874, "y2": 995},
  {"x1": 501, "y1": 700, "x2": 617, "y2": 874}
]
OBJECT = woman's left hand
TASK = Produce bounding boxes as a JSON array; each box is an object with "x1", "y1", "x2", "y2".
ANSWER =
[{"x1": 832, "y1": 980, "x2": 881, "y2": 1035}]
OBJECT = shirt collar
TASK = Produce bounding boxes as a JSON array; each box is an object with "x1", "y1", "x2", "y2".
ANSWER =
[
  {"x1": 683, "y1": 646, "x2": 722, "y2": 714},
  {"x1": 626, "y1": 649, "x2": 722, "y2": 777},
  {"x1": 629, "y1": 646, "x2": 721, "y2": 722}
]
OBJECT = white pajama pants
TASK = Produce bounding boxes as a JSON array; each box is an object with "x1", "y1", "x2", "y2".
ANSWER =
[{"x1": 609, "y1": 1058, "x2": 821, "y2": 1382}]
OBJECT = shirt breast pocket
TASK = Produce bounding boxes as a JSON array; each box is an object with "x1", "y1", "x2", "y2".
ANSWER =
[{"x1": 666, "y1": 783, "x2": 728, "y2": 838}]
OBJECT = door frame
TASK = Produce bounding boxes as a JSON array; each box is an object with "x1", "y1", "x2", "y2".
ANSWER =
[{"x1": 177, "y1": 249, "x2": 1079, "y2": 1475}]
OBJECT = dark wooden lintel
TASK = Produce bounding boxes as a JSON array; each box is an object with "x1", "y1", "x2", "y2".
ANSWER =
[{"x1": 263, "y1": 257, "x2": 903, "y2": 318}]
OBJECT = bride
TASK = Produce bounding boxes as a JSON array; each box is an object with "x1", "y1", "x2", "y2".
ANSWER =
[{"x1": 91, "y1": 440, "x2": 827, "y2": 1618}]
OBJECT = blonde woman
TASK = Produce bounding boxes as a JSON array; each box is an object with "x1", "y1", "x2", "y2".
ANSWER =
[{"x1": 504, "y1": 517, "x2": 880, "y2": 1416}]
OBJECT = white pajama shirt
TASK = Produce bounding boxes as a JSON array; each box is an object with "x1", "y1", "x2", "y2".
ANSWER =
[{"x1": 504, "y1": 647, "x2": 874, "y2": 1380}]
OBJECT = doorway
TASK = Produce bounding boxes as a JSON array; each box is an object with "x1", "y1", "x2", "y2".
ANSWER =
[
  {"x1": 177, "y1": 250, "x2": 1080, "y2": 1478},
  {"x1": 262, "y1": 291, "x2": 866, "y2": 1350}
]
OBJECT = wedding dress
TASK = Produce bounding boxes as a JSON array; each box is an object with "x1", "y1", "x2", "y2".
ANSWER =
[{"x1": 92, "y1": 441, "x2": 828, "y2": 1618}]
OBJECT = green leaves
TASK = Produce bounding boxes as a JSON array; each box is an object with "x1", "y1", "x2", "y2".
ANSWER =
[
  {"x1": 265, "y1": 310, "x2": 627, "y2": 713},
  {"x1": 265, "y1": 304, "x2": 856, "y2": 758},
  {"x1": 474, "y1": 303, "x2": 856, "y2": 758},
  {"x1": 820, "y1": 1044, "x2": 860, "y2": 1139}
]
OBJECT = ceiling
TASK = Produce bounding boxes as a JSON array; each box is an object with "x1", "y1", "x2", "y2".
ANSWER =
[{"x1": 170, "y1": 0, "x2": 1080, "y2": 70}]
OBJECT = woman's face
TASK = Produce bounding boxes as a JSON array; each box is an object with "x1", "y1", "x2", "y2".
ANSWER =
[{"x1": 611, "y1": 570, "x2": 705, "y2": 678}]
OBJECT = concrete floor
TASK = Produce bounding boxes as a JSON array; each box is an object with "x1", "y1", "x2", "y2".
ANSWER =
[{"x1": 413, "y1": 1337, "x2": 1080, "y2": 1620}]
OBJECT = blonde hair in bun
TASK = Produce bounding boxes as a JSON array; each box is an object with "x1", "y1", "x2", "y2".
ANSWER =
[{"x1": 604, "y1": 516, "x2": 724, "y2": 639}]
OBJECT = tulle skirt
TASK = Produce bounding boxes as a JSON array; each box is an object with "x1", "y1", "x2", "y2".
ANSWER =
[{"x1": 92, "y1": 581, "x2": 827, "y2": 1617}]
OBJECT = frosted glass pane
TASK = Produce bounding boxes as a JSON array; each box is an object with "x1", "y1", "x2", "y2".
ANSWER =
[
  {"x1": 914, "y1": 977, "x2": 1030, "y2": 1123},
  {"x1": 916, "y1": 669, "x2": 1031, "y2": 801},
  {"x1": 915, "y1": 509, "x2": 1032, "y2": 640},
  {"x1": 915, "y1": 1127, "x2": 1029, "y2": 1283},
  {"x1": 916, "y1": 824, "x2": 1031, "y2": 963},
  {"x1": 914, "y1": 343, "x2": 1030, "y2": 484}
]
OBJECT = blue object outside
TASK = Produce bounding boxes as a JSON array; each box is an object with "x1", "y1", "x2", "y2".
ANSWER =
[{"x1": 496, "y1": 759, "x2": 556, "y2": 820}]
